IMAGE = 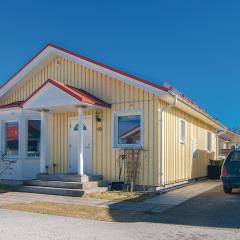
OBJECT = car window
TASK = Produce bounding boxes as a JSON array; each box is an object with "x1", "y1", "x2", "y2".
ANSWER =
[{"x1": 227, "y1": 151, "x2": 240, "y2": 161}]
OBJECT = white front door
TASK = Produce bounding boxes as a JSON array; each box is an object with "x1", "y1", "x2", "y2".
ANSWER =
[{"x1": 68, "y1": 116, "x2": 92, "y2": 175}]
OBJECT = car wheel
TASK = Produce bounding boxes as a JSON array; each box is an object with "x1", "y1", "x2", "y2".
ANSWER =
[{"x1": 223, "y1": 185, "x2": 232, "y2": 194}]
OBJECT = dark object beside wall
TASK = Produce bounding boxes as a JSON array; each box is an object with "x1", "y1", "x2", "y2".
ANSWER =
[
  {"x1": 111, "y1": 182, "x2": 125, "y2": 191},
  {"x1": 208, "y1": 159, "x2": 223, "y2": 179},
  {"x1": 208, "y1": 164, "x2": 222, "y2": 179},
  {"x1": 208, "y1": 165, "x2": 221, "y2": 179}
]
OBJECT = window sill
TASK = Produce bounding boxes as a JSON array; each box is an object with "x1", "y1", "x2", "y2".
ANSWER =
[
  {"x1": 2, "y1": 156, "x2": 19, "y2": 162},
  {"x1": 25, "y1": 157, "x2": 40, "y2": 161},
  {"x1": 113, "y1": 146, "x2": 144, "y2": 150},
  {"x1": 5, "y1": 156, "x2": 19, "y2": 159}
]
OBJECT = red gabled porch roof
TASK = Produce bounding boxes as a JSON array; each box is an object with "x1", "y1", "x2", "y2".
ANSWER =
[{"x1": 23, "y1": 79, "x2": 111, "y2": 108}]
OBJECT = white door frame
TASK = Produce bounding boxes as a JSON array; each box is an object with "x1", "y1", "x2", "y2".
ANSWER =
[{"x1": 68, "y1": 116, "x2": 92, "y2": 174}]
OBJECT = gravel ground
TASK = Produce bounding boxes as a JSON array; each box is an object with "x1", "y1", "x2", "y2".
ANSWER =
[{"x1": 0, "y1": 209, "x2": 239, "y2": 240}]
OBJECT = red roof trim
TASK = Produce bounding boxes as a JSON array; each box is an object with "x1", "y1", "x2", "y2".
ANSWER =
[
  {"x1": 47, "y1": 43, "x2": 168, "y2": 92},
  {"x1": 68, "y1": 85, "x2": 112, "y2": 107},
  {"x1": 0, "y1": 43, "x2": 168, "y2": 93},
  {"x1": 163, "y1": 82, "x2": 208, "y2": 113},
  {"x1": 226, "y1": 129, "x2": 240, "y2": 138},
  {"x1": 22, "y1": 79, "x2": 111, "y2": 108},
  {"x1": 0, "y1": 101, "x2": 23, "y2": 109}
]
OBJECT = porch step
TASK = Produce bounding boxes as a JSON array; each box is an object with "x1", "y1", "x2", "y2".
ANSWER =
[
  {"x1": 37, "y1": 174, "x2": 103, "y2": 183},
  {"x1": 25, "y1": 180, "x2": 98, "y2": 190},
  {"x1": 17, "y1": 185, "x2": 85, "y2": 197},
  {"x1": 17, "y1": 173, "x2": 108, "y2": 197},
  {"x1": 17, "y1": 185, "x2": 108, "y2": 197}
]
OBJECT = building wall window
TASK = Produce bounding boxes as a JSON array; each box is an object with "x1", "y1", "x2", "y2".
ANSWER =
[
  {"x1": 179, "y1": 119, "x2": 186, "y2": 144},
  {"x1": 207, "y1": 131, "x2": 212, "y2": 152},
  {"x1": 5, "y1": 121, "x2": 19, "y2": 156},
  {"x1": 113, "y1": 111, "x2": 143, "y2": 149},
  {"x1": 27, "y1": 120, "x2": 41, "y2": 157}
]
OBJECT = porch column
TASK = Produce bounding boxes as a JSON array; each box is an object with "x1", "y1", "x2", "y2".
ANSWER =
[
  {"x1": 40, "y1": 110, "x2": 48, "y2": 173},
  {"x1": 77, "y1": 106, "x2": 85, "y2": 176},
  {"x1": 19, "y1": 110, "x2": 26, "y2": 164}
]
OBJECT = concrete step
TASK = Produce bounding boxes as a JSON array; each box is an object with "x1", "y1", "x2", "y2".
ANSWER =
[
  {"x1": 37, "y1": 174, "x2": 103, "y2": 183},
  {"x1": 25, "y1": 180, "x2": 99, "y2": 190},
  {"x1": 17, "y1": 185, "x2": 108, "y2": 197},
  {"x1": 17, "y1": 185, "x2": 85, "y2": 197}
]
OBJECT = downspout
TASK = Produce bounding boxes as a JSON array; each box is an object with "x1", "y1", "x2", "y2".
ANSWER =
[
  {"x1": 216, "y1": 129, "x2": 227, "y2": 159},
  {"x1": 159, "y1": 94, "x2": 178, "y2": 187}
]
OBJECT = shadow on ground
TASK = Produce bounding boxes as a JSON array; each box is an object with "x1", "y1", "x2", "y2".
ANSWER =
[{"x1": 108, "y1": 186, "x2": 240, "y2": 228}]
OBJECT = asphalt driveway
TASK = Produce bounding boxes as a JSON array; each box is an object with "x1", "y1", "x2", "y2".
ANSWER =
[{"x1": 156, "y1": 185, "x2": 240, "y2": 228}]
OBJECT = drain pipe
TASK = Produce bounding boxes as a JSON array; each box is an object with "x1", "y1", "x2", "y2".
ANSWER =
[
  {"x1": 216, "y1": 129, "x2": 227, "y2": 159},
  {"x1": 159, "y1": 94, "x2": 178, "y2": 187}
]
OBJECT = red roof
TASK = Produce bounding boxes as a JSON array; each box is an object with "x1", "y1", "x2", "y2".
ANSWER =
[
  {"x1": 0, "y1": 43, "x2": 168, "y2": 93},
  {"x1": 222, "y1": 129, "x2": 240, "y2": 138},
  {"x1": 23, "y1": 79, "x2": 111, "y2": 108},
  {"x1": 163, "y1": 82, "x2": 208, "y2": 114},
  {"x1": 0, "y1": 101, "x2": 23, "y2": 109},
  {"x1": 0, "y1": 80, "x2": 111, "y2": 109}
]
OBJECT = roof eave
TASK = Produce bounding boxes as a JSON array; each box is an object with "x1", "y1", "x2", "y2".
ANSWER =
[
  {"x1": 167, "y1": 90, "x2": 226, "y2": 130},
  {"x1": 0, "y1": 44, "x2": 168, "y2": 99}
]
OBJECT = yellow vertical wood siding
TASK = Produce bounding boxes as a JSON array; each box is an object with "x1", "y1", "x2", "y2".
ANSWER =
[
  {"x1": 161, "y1": 100, "x2": 216, "y2": 184},
  {"x1": 0, "y1": 56, "x2": 217, "y2": 186}
]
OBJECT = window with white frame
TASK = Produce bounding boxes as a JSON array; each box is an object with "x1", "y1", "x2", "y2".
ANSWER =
[
  {"x1": 27, "y1": 120, "x2": 41, "y2": 157},
  {"x1": 5, "y1": 121, "x2": 19, "y2": 156},
  {"x1": 113, "y1": 111, "x2": 143, "y2": 148},
  {"x1": 179, "y1": 119, "x2": 186, "y2": 144},
  {"x1": 207, "y1": 131, "x2": 212, "y2": 152}
]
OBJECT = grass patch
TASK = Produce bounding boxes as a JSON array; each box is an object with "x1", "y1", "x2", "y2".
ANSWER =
[
  {"x1": 0, "y1": 202, "x2": 157, "y2": 222},
  {"x1": 84, "y1": 191, "x2": 155, "y2": 202}
]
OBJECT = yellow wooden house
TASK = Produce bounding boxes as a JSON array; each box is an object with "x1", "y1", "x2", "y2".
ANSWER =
[{"x1": 0, "y1": 44, "x2": 225, "y2": 190}]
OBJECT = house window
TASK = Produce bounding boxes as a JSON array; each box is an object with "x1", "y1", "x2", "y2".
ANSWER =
[
  {"x1": 113, "y1": 111, "x2": 143, "y2": 149},
  {"x1": 207, "y1": 131, "x2": 212, "y2": 152},
  {"x1": 5, "y1": 121, "x2": 19, "y2": 156},
  {"x1": 27, "y1": 120, "x2": 41, "y2": 157},
  {"x1": 179, "y1": 119, "x2": 186, "y2": 144}
]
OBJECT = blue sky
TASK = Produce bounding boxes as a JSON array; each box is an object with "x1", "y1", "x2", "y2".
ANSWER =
[{"x1": 0, "y1": 1, "x2": 239, "y2": 128}]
